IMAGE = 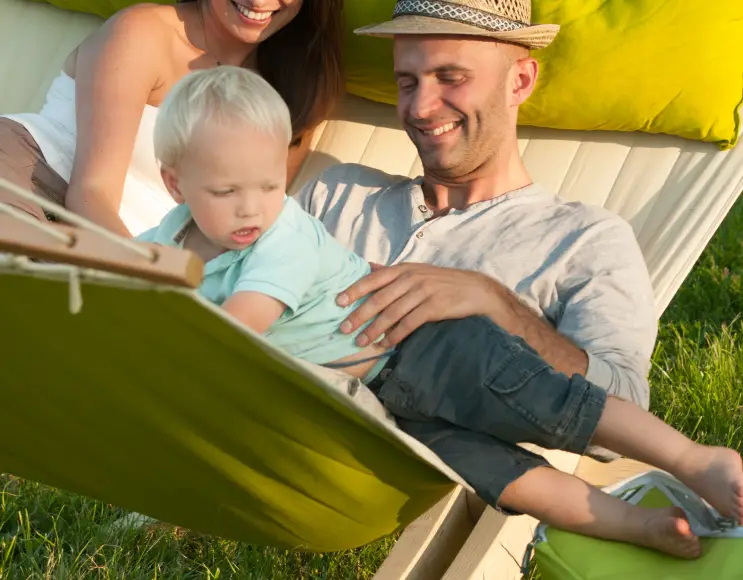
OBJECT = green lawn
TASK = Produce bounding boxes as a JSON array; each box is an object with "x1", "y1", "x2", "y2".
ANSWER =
[{"x1": 3, "y1": 196, "x2": 743, "y2": 579}]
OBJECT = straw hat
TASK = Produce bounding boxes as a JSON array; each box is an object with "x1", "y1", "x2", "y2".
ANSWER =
[{"x1": 354, "y1": 0, "x2": 560, "y2": 50}]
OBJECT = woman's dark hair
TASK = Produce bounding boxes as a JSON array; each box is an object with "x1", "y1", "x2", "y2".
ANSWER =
[{"x1": 180, "y1": 0, "x2": 345, "y2": 144}]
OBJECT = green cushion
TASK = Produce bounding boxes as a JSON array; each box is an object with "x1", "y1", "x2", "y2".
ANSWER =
[
  {"x1": 534, "y1": 488, "x2": 743, "y2": 579},
  {"x1": 344, "y1": 0, "x2": 743, "y2": 150},
  {"x1": 32, "y1": 0, "x2": 743, "y2": 148},
  {"x1": 29, "y1": 0, "x2": 172, "y2": 19}
]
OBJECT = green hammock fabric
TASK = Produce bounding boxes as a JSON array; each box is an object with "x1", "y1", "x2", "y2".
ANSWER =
[{"x1": 0, "y1": 267, "x2": 457, "y2": 551}]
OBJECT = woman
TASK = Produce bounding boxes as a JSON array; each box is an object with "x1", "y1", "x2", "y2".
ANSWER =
[{"x1": 0, "y1": 0, "x2": 343, "y2": 237}]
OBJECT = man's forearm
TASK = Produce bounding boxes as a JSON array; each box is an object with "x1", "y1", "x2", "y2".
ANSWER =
[{"x1": 482, "y1": 277, "x2": 588, "y2": 377}]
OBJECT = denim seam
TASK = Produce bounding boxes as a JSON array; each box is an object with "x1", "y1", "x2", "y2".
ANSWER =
[
  {"x1": 549, "y1": 386, "x2": 591, "y2": 450},
  {"x1": 566, "y1": 386, "x2": 607, "y2": 453},
  {"x1": 553, "y1": 377, "x2": 592, "y2": 437}
]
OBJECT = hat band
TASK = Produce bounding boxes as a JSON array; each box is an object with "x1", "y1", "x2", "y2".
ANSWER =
[{"x1": 393, "y1": 0, "x2": 528, "y2": 33}]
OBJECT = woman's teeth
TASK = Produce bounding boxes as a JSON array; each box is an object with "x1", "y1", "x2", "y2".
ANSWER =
[{"x1": 235, "y1": 4, "x2": 273, "y2": 21}]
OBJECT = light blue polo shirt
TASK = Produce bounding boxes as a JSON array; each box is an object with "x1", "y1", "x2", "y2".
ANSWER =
[{"x1": 136, "y1": 196, "x2": 375, "y2": 365}]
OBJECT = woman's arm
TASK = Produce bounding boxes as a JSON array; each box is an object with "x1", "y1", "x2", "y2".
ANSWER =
[{"x1": 65, "y1": 6, "x2": 167, "y2": 237}]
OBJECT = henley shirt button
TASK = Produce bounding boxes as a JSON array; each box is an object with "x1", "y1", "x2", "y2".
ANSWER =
[
  {"x1": 416, "y1": 231, "x2": 424, "y2": 239},
  {"x1": 418, "y1": 204, "x2": 428, "y2": 213}
]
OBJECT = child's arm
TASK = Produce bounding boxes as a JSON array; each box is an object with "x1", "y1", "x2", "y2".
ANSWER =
[
  {"x1": 221, "y1": 291, "x2": 287, "y2": 334},
  {"x1": 224, "y1": 218, "x2": 320, "y2": 333}
]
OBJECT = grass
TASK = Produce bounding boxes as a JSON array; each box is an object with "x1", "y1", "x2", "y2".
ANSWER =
[
  {"x1": 0, "y1": 482, "x2": 396, "y2": 579},
  {"x1": 3, "y1": 195, "x2": 743, "y2": 579},
  {"x1": 651, "y1": 191, "x2": 743, "y2": 451}
]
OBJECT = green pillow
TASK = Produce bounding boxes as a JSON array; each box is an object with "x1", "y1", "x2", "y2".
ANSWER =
[
  {"x1": 344, "y1": 2, "x2": 399, "y2": 110},
  {"x1": 29, "y1": 0, "x2": 172, "y2": 19},
  {"x1": 344, "y1": 0, "x2": 743, "y2": 150},
  {"x1": 534, "y1": 487, "x2": 743, "y2": 579},
  {"x1": 32, "y1": 0, "x2": 743, "y2": 149}
]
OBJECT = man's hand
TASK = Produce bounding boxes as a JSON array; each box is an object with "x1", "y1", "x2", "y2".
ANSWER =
[
  {"x1": 337, "y1": 262, "x2": 588, "y2": 377},
  {"x1": 337, "y1": 263, "x2": 497, "y2": 347}
]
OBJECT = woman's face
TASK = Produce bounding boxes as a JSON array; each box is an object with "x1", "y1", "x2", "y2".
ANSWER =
[{"x1": 208, "y1": 0, "x2": 304, "y2": 44}]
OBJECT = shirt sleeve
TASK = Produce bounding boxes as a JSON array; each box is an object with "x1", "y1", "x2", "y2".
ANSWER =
[
  {"x1": 134, "y1": 226, "x2": 158, "y2": 243},
  {"x1": 293, "y1": 163, "x2": 385, "y2": 220},
  {"x1": 293, "y1": 175, "x2": 318, "y2": 215},
  {"x1": 555, "y1": 216, "x2": 658, "y2": 410},
  {"x1": 294, "y1": 170, "x2": 333, "y2": 220},
  {"x1": 233, "y1": 226, "x2": 320, "y2": 313}
]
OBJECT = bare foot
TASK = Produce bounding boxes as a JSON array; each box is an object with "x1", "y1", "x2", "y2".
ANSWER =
[
  {"x1": 634, "y1": 507, "x2": 701, "y2": 559},
  {"x1": 673, "y1": 445, "x2": 743, "y2": 524}
]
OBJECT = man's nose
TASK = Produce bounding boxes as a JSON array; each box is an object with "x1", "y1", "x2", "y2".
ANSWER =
[{"x1": 409, "y1": 83, "x2": 441, "y2": 121}]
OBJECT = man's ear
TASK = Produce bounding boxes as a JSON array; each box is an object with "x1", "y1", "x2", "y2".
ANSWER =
[
  {"x1": 510, "y1": 57, "x2": 539, "y2": 107},
  {"x1": 160, "y1": 167, "x2": 185, "y2": 204}
]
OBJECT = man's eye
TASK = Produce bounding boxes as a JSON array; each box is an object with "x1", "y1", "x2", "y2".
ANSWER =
[
  {"x1": 397, "y1": 79, "x2": 417, "y2": 92},
  {"x1": 439, "y1": 75, "x2": 465, "y2": 85},
  {"x1": 210, "y1": 189, "x2": 234, "y2": 196}
]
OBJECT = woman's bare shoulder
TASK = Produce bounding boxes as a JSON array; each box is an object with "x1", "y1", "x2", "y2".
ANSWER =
[
  {"x1": 109, "y1": 2, "x2": 184, "y2": 26},
  {"x1": 64, "y1": 3, "x2": 192, "y2": 78}
]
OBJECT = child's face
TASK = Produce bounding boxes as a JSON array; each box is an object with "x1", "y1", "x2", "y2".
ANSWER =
[{"x1": 162, "y1": 120, "x2": 288, "y2": 251}]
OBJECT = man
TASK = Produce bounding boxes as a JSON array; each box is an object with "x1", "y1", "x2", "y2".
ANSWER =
[{"x1": 297, "y1": 0, "x2": 657, "y2": 411}]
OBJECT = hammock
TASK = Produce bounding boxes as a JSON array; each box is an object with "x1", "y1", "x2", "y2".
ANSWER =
[{"x1": 0, "y1": 178, "x2": 478, "y2": 554}]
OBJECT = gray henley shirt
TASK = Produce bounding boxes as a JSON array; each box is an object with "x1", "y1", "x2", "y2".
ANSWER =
[{"x1": 295, "y1": 163, "x2": 658, "y2": 409}]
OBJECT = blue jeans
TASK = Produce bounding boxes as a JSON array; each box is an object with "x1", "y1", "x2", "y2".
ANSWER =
[{"x1": 366, "y1": 316, "x2": 607, "y2": 511}]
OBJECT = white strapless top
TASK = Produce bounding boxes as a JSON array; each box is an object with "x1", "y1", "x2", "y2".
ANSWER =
[{"x1": 3, "y1": 71, "x2": 175, "y2": 236}]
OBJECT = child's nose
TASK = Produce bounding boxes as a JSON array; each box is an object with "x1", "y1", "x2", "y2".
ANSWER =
[{"x1": 237, "y1": 197, "x2": 259, "y2": 217}]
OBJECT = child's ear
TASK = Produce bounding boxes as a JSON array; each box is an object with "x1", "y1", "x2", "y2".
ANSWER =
[{"x1": 160, "y1": 167, "x2": 185, "y2": 204}]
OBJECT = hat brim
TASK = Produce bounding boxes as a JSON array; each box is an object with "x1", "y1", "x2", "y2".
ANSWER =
[{"x1": 354, "y1": 15, "x2": 560, "y2": 50}]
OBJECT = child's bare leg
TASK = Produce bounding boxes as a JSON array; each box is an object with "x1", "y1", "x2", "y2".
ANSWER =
[
  {"x1": 590, "y1": 396, "x2": 743, "y2": 523},
  {"x1": 499, "y1": 466, "x2": 701, "y2": 559}
]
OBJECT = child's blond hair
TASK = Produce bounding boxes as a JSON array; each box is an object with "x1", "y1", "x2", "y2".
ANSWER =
[{"x1": 154, "y1": 66, "x2": 293, "y2": 168}]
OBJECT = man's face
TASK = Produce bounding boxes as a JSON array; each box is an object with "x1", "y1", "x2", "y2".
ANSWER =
[{"x1": 394, "y1": 35, "x2": 530, "y2": 180}]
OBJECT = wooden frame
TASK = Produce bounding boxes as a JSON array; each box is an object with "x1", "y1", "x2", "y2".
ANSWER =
[
  {"x1": 374, "y1": 452, "x2": 651, "y2": 580},
  {"x1": 0, "y1": 213, "x2": 203, "y2": 288}
]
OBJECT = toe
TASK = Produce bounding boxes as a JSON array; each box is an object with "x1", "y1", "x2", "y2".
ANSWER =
[
  {"x1": 674, "y1": 516, "x2": 693, "y2": 538},
  {"x1": 673, "y1": 514, "x2": 702, "y2": 559},
  {"x1": 688, "y1": 540, "x2": 702, "y2": 559}
]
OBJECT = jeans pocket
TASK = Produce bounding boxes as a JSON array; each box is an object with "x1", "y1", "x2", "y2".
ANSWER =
[
  {"x1": 483, "y1": 337, "x2": 551, "y2": 395},
  {"x1": 483, "y1": 343, "x2": 571, "y2": 437}
]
